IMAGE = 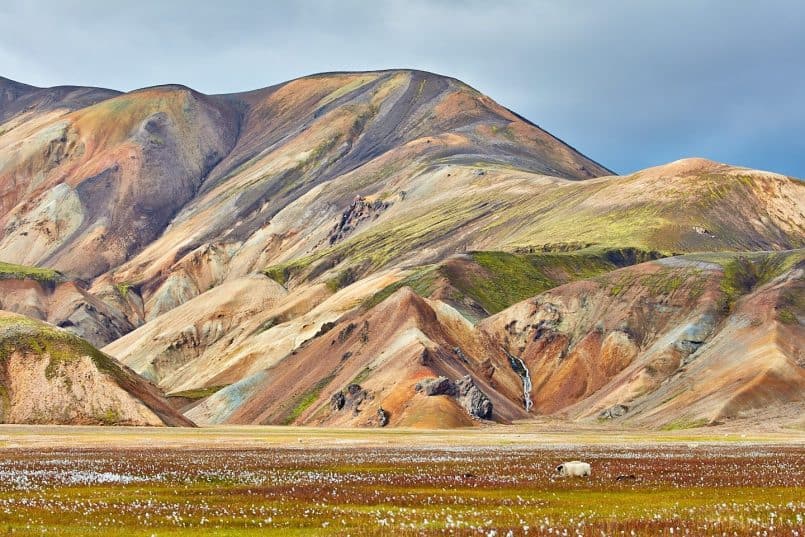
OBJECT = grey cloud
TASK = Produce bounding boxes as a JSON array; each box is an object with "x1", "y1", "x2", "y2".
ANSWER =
[{"x1": 1, "y1": 0, "x2": 803, "y2": 176}]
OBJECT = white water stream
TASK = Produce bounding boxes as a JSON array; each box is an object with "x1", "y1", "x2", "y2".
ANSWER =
[{"x1": 506, "y1": 351, "x2": 533, "y2": 412}]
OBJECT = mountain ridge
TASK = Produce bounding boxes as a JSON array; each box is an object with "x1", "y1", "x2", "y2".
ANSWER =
[{"x1": 1, "y1": 69, "x2": 802, "y2": 428}]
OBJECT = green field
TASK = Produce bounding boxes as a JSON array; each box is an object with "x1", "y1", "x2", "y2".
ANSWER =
[{"x1": 0, "y1": 426, "x2": 801, "y2": 536}]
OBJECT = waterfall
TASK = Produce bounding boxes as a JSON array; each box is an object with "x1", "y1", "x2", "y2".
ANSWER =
[{"x1": 505, "y1": 350, "x2": 533, "y2": 412}]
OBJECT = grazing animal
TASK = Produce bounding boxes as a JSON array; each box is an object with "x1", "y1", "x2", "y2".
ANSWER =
[
  {"x1": 616, "y1": 474, "x2": 637, "y2": 482},
  {"x1": 555, "y1": 461, "x2": 591, "y2": 477}
]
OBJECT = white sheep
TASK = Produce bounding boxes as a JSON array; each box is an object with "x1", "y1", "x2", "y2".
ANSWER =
[{"x1": 555, "y1": 461, "x2": 591, "y2": 477}]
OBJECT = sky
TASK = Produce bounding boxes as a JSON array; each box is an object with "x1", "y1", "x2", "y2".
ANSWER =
[{"x1": 2, "y1": 0, "x2": 804, "y2": 177}]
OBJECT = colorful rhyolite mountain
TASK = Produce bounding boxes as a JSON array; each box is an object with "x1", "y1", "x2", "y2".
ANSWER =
[{"x1": 0, "y1": 70, "x2": 803, "y2": 428}]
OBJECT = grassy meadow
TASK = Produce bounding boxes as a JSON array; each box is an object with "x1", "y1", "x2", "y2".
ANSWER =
[{"x1": 0, "y1": 426, "x2": 801, "y2": 536}]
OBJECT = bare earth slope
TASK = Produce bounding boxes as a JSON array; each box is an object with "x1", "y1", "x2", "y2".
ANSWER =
[
  {"x1": 483, "y1": 250, "x2": 805, "y2": 428},
  {"x1": 0, "y1": 311, "x2": 192, "y2": 426}
]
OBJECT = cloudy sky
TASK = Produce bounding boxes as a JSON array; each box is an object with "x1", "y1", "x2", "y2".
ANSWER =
[{"x1": 2, "y1": 0, "x2": 804, "y2": 176}]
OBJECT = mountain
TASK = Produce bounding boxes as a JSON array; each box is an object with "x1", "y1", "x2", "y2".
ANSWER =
[
  {"x1": 0, "y1": 311, "x2": 191, "y2": 426},
  {"x1": 183, "y1": 250, "x2": 803, "y2": 428},
  {"x1": 1, "y1": 70, "x2": 803, "y2": 428}
]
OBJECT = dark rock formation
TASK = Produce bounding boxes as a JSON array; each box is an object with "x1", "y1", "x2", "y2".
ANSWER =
[
  {"x1": 330, "y1": 391, "x2": 346, "y2": 411},
  {"x1": 329, "y1": 196, "x2": 392, "y2": 245},
  {"x1": 376, "y1": 407, "x2": 389, "y2": 427},
  {"x1": 415, "y1": 375, "x2": 493, "y2": 420},
  {"x1": 599, "y1": 404, "x2": 629, "y2": 419},
  {"x1": 415, "y1": 376, "x2": 458, "y2": 396},
  {"x1": 455, "y1": 375, "x2": 493, "y2": 419},
  {"x1": 330, "y1": 383, "x2": 369, "y2": 415}
]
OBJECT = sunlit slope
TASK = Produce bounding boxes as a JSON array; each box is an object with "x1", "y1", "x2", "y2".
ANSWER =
[
  {"x1": 0, "y1": 311, "x2": 192, "y2": 426},
  {"x1": 0, "y1": 83, "x2": 239, "y2": 277}
]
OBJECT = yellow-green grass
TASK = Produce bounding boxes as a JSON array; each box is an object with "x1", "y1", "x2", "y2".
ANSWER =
[
  {"x1": 0, "y1": 438, "x2": 800, "y2": 536},
  {"x1": 684, "y1": 249, "x2": 805, "y2": 310},
  {"x1": 263, "y1": 169, "x2": 803, "y2": 295},
  {"x1": 0, "y1": 261, "x2": 62, "y2": 284},
  {"x1": 281, "y1": 374, "x2": 336, "y2": 425},
  {"x1": 167, "y1": 385, "x2": 229, "y2": 400},
  {"x1": 362, "y1": 246, "x2": 661, "y2": 315}
]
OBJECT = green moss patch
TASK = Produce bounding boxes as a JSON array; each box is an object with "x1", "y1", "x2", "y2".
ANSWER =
[
  {"x1": 361, "y1": 247, "x2": 662, "y2": 315},
  {"x1": 0, "y1": 261, "x2": 63, "y2": 284},
  {"x1": 362, "y1": 266, "x2": 440, "y2": 310},
  {"x1": 661, "y1": 417, "x2": 709, "y2": 431},
  {"x1": 282, "y1": 374, "x2": 336, "y2": 425},
  {"x1": 167, "y1": 385, "x2": 230, "y2": 400},
  {"x1": 262, "y1": 255, "x2": 317, "y2": 287},
  {"x1": 114, "y1": 282, "x2": 135, "y2": 298},
  {"x1": 776, "y1": 308, "x2": 798, "y2": 324},
  {"x1": 702, "y1": 250, "x2": 805, "y2": 311}
]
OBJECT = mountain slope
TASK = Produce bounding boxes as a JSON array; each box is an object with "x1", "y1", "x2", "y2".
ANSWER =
[
  {"x1": 186, "y1": 251, "x2": 803, "y2": 428},
  {"x1": 187, "y1": 286, "x2": 528, "y2": 427},
  {"x1": 0, "y1": 311, "x2": 192, "y2": 426},
  {"x1": 483, "y1": 250, "x2": 805, "y2": 427}
]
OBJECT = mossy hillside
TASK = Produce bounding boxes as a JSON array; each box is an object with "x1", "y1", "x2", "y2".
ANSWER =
[
  {"x1": 507, "y1": 203, "x2": 674, "y2": 253},
  {"x1": 363, "y1": 247, "x2": 661, "y2": 315},
  {"x1": 467, "y1": 177, "x2": 668, "y2": 253},
  {"x1": 605, "y1": 267, "x2": 696, "y2": 299},
  {"x1": 261, "y1": 166, "x2": 801, "y2": 293},
  {"x1": 0, "y1": 314, "x2": 130, "y2": 386},
  {"x1": 349, "y1": 367, "x2": 373, "y2": 386},
  {"x1": 264, "y1": 171, "x2": 696, "y2": 292},
  {"x1": 500, "y1": 172, "x2": 803, "y2": 254},
  {"x1": 777, "y1": 309, "x2": 798, "y2": 324},
  {"x1": 446, "y1": 252, "x2": 555, "y2": 314},
  {"x1": 362, "y1": 266, "x2": 440, "y2": 310},
  {"x1": 260, "y1": 167, "x2": 717, "y2": 291},
  {"x1": 331, "y1": 196, "x2": 496, "y2": 270},
  {"x1": 776, "y1": 278, "x2": 804, "y2": 325},
  {"x1": 263, "y1": 195, "x2": 497, "y2": 288},
  {"x1": 0, "y1": 261, "x2": 63, "y2": 284},
  {"x1": 455, "y1": 248, "x2": 658, "y2": 314},
  {"x1": 114, "y1": 281, "x2": 136, "y2": 298},
  {"x1": 325, "y1": 266, "x2": 362, "y2": 293},
  {"x1": 684, "y1": 249, "x2": 805, "y2": 311},
  {"x1": 660, "y1": 417, "x2": 710, "y2": 431},
  {"x1": 262, "y1": 255, "x2": 318, "y2": 286},
  {"x1": 282, "y1": 374, "x2": 336, "y2": 425}
]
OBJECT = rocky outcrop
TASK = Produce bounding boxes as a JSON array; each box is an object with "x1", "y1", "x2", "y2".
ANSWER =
[
  {"x1": 376, "y1": 407, "x2": 389, "y2": 427},
  {"x1": 599, "y1": 404, "x2": 628, "y2": 419},
  {"x1": 415, "y1": 376, "x2": 457, "y2": 396},
  {"x1": 455, "y1": 375, "x2": 494, "y2": 420},
  {"x1": 674, "y1": 315, "x2": 716, "y2": 364},
  {"x1": 330, "y1": 384, "x2": 370, "y2": 415},
  {"x1": 329, "y1": 391, "x2": 346, "y2": 411},
  {"x1": 416, "y1": 375, "x2": 493, "y2": 420},
  {"x1": 328, "y1": 196, "x2": 392, "y2": 245}
]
